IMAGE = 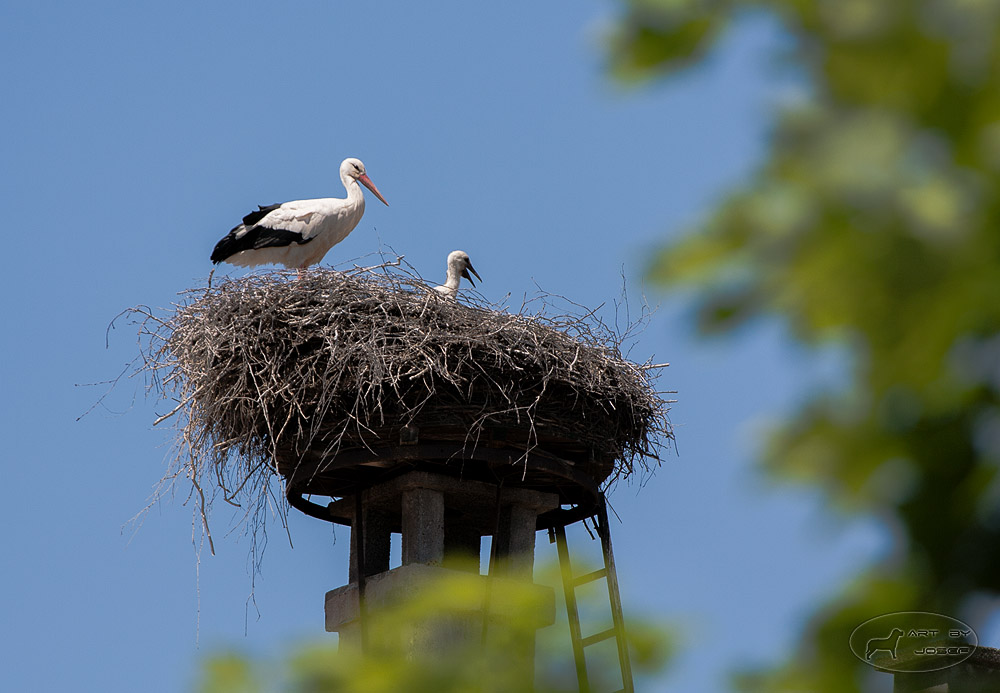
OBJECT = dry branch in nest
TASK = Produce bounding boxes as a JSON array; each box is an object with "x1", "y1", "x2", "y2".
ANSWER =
[{"x1": 130, "y1": 260, "x2": 673, "y2": 547}]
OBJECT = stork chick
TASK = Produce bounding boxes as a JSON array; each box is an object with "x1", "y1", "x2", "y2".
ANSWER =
[{"x1": 433, "y1": 250, "x2": 481, "y2": 300}]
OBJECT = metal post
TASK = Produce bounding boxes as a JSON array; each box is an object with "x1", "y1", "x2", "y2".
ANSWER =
[
  {"x1": 353, "y1": 489, "x2": 368, "y2": 653},
  {"x1": 597, "y1": 497, "x2": 634, "y2": 693},
  {"x1": 555, "y1": 523, "x2": 590, "y2": 693}
]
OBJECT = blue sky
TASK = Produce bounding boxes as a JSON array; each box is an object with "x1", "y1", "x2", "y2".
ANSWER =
[{"x1": 2, "y1": 2, "x2": 886, "y2": 691}]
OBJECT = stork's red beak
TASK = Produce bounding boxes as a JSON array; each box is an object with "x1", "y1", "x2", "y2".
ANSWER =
[{"x1": 358, "y1": 173, "x2": 389, "y2": 206}]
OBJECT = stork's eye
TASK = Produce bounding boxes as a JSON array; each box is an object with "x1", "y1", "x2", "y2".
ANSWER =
[{"x1": 354, "y1": 164, "x2": 362, "y2": 172}]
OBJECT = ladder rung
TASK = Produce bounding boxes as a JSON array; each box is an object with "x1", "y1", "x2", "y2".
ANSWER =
[
  {"x1": 581, "y1": 627, "x2": 617, "y2": 648},
  {"x1": 571, "y1": 567, "x2": 608, "y2": 588}
]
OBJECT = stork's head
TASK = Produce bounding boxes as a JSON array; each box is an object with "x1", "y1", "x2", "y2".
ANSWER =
[
  {"x1": 448, "y1": 250, "x2": 482, "y2": 287},
  {"x1": 341, "y1": 157, "x2": 389, "y2": 206}
]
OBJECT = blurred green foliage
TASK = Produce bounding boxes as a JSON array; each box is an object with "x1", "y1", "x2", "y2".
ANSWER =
[
  {"x1": 198, "y1": 564, "x2": 672, "y2": 693},
  {"x1": 612, "y1": 0, "x2": 1000, "y2": 690}
]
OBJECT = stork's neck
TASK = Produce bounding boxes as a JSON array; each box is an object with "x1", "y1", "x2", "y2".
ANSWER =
[
  {"x1": 341, "y1": 173, "x2": 366, "y2": 208},
  {"x1": 443, "y1": 263, "x2": 462, "y2": 290}
]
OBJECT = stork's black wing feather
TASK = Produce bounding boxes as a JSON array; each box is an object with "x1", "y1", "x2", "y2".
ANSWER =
[
  {"x1": 242, "y1": 203, "x2": 283, "y2": 227},
  {"x1": 210, "y1": 220, "x2": 313, "y2": 264}
]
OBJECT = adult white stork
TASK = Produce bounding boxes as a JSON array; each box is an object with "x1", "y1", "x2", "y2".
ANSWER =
[
  {"x1": 210, "y1": 157, "x2": 388, "y2": 270},
  {"x1": 433, "y1": 250, "x2": 481, "y2": 300}
]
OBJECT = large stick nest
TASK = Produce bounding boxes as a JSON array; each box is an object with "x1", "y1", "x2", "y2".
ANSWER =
[{"x1": 133, "y1": 261, "x2": 672, "y2": 538}]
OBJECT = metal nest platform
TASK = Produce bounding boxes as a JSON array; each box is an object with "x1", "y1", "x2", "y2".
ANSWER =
[{"x1": 283, "y1": 424, "x2": 608, "y2": 530}]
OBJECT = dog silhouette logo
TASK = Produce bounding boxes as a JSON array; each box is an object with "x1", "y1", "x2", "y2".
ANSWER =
[
  {"x1": 866, "y1": 628, "x2": 904, "y2": 660},
  {"x1": 850, "y1": 612, "x2": 978, "y2": 673}
]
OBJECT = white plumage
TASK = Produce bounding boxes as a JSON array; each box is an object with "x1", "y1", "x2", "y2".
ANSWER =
[
  {"x1": 211, "y1": 157, "x2": 388, "y2": 269},
  {"x1": 433, "y1": 250, "x2": 481, "y2": 300}
]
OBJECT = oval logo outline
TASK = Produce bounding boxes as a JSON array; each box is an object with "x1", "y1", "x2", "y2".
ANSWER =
[{"x1": 850, "y1": 611, "x2": 978, "y2": 673}]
